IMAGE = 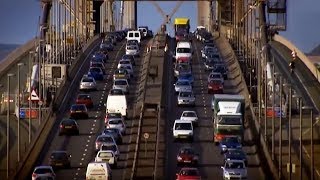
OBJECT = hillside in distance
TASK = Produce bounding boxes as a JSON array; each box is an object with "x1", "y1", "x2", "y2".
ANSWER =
[
  {"x1": 307, "y1": 44, "x2": 320, "y2": 56},
  {"x1": 0, "y1": 44, "x2": 20, "y2": 61}
]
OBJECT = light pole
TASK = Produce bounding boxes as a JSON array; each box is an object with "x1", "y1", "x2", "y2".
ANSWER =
[
  {"x1": 6, "y1": 73, "x2": 15, "y2": 179},
  {"x1": 28, "y1": 51, "x2": 34, "y2": 143},
  {"x1": 293, "y1": 95, "x2": 302, "y2": 180},
  {"x1": 270, "y1": 62, "x2": 275, "y2": 160},
  {"x1": 17, "y1": 62, "x2": 24, "y2": 162},
  {"x1": 283, "y1": 83, "x2": 292, "y2": 180},
  {"x1": 302, "y1": 106, "x2": 314, "y2": 180},
  {"x1": 277, "y1": 74, "x2": 283, "y2": 179}
]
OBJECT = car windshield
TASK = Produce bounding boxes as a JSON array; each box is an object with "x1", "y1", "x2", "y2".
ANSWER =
[
  {"x1": 71, "y1": 105, "x2": 85, "y2": 111},
  {"x1": 180, "y1": 92, "x2": 193, "y2": 97},
  {"x1": 180, "y1": 148, "x2": 194, "y2": 155},
  {"x1": 222, "y1": 137, "x2": 240, "y2": 144},
  {"x1": 176, "y1": 81, "x2": 190, "y2": 86},
  {"x1": 209, "y1": 79, "x2": 222, "y2": 84},
  {"x1": 51, "y1": 152, "x2": 67, "y2": 159},
  {"x1": 77, "y1": 94, "x2": 91, "y2": 100},
  {"x1": 175, "y1": 123, "x2": 192, "y2": 130},
  {"x1": 120, "y1": 60, "x2": 130, "y2": 64},
  {"x1": 209, "y1": 74, "x2": 221, "y2": 79},
  {"x1": 127, "y1": 46, "x2": 137, "y2": 50},
  {"x1": 103, "y1": 128, "x2": 118, "y2": 135},
  {"x1": 101, "y1": 145, "x2": 117, "y2": 152},
  {"x1": 177, "y1": 48, "x2": 191, "y2": 53},
  {"x1": 219, "y1": 117, "x2": 242, "y2": 125},
  {"x1": 61, "y1": 120, "x2": 76, "y2": 126},
  {"x1": 108, "y1": 120, "x2": 122, "y2": 125},
  {"x1": 227, "y1": 149, "x2": 245, "y2": 156},
  {"x1": 122, "y1": 55, "x2": 134, "y2": 60},
  {"x1": 179, "y1": 74, "x2": 192, "y2": 79},
  {"x1": 225, "y1": 162, "x2": 244, "y2": 169},
  {"x1": 180, "y1": 169, "x2": 199, "y2": 176},
  {"x1": 34, "y1": 168, "x2": 52, "y2": 174},
  {"x1": 98, "y1": 152, "x2": 113, "y2": 157},
  {"x1": 97, "y1": 136, "x2": 113, "y2": 143},
  {"x1": 115, "y1": 69, "x2": 127, "y2": 74},
  {"x1": 183, "y1": 112, "x2": 196, "y2": 117},
  {"x1": 90, "y1": 68, "x2": 101, "y2": 73},
  {"x1": 82, "y1": 78, "x2": 94, "y2": 83},
  {"x1": 114, "y1": 80, "x2": 127, "y2": 85}
]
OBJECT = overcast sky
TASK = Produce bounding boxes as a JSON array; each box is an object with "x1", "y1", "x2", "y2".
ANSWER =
[{"x1": 0, "y1": 0, "x2": 319, "y2": 53}]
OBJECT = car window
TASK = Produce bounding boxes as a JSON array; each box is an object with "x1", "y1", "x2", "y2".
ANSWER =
[
  {"x1": 61, "y1": 120, "x2": 76, "y2": 126},
  {"x1": 226, "y1": 162, "x2": 244, "y2": 169},
  {"x1": 34, "y1": 168, "x2": 53, "y2": 174},
  {"x1": 114, "y1": 80, "x2": 127, "y2": 85},
  {"x1": 97, "y1": 136, "x2": 113, "y2": 143},
  {"x1": 71, "y1": 105, "x2": 86, "y2": 111},
  {"x1": 129, "y1": 33, "x2": 133, "y2": 37},
  {"x1": 177, "y1": 48, "x2": 191, "y2": 53},
  {"x1": 180, "y1": 92, "x2": 192, "y2": 97},
  {"x1": 51, "y1": 152, "x2": 67, "y2": 159},
  {"x1": 175, "y1": 122, "x2": 192, "y2": 130},
  {"x1": 180, "y1": 169, "x2": 199, "y2": 176},
  {"x1": 101, "y1": 145, "x2": 117, "y2": 152},
  {"x1": 183, "y1": 112, "x2": 196, "y2": 117},
  {"x1": 134, "y1": 32, "x2": 140, "y2": 37},
  {"x1": 176, "y1": 81, "x2": 190, "y2": 86},
  {"x1": 82, "y1": 78, "x2": 94, "y2": 82},
  {"x1": 108, "y1": 120, "x2": 122, "y2": 124}
]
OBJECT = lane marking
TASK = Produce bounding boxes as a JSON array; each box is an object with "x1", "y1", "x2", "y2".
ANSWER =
[
  {"x1": 81, "y1": 158, "x2": 84, "y2": 161},
  {"x1": 79, "y1": 162, "x2": 82, "y2": 166}
]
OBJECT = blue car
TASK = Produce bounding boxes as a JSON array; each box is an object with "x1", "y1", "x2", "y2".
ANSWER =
[
  {"x1": 177, "y1": 73, "x2": 194, "y2": 85},
  {"x1": 224, "y1": 149, "x2": 248, "y2": 166},
  {"x1": 92, "y1": 52, "x2": 108, "y2": 63},
  {"x1": 219, "y1": 136, "x2": 242, "y2": 154},
  {"x1": 88, "y1": 67, "x2": 104, "y2": 81}
]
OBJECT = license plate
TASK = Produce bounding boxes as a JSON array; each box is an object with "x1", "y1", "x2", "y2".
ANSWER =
[
  {"x1": 76, "y1": 111, "x2": 82, "y2": 113},
  {"x1": 180, "y1": 135, "x2": 188, "y2": 138},
  {"x1": 56, "y1": 163, "x2": 63, "y2": 166},
  {"x1": 65, "y1": 126, "x2": 72, "y2": 129},
  {"x1": 184, "y1": 160, "x2": 191, "y2": 163}
]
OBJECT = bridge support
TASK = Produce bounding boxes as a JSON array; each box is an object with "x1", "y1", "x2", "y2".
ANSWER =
[
  {"x1": 197, "y1": 1, "x2": 213, "y2": 31},
  {"x1": 93, "y1": 1, "x2": 103, "y2": 34},
  {"x1": 123, "y1": 1, "x2": 137, "y2": 29}
]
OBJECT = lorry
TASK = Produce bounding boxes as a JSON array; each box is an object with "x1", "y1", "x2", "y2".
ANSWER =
[{"x1": 211, "y1": 94, "x2": 245, "y2": 145}]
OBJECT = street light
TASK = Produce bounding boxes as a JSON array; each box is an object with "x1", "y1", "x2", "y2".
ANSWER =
[
  {"x1": 275, "y1": 73, "x2": 283, "y2": 179},
  {"x1": 28, "y1": 51, "x2": 34, "y2": 143},
  {"x1": 6, "y1": 73, "x2": 15, "y2": 179},
  {"x1": 283, "y1": 83, "x2": 292, "y2": 180},
  {"x1": 269, "y1": 62, "x2": 275, "y2": 160},
  {"x1": 302, "y1": 106, "x2": 314, "y2": 180},
  {"x1": 293, "y1": 94, "x2": 302, "y2": 180},
  {"x1": 17, "y1": 62, "x2": 24, "y2": 163}
]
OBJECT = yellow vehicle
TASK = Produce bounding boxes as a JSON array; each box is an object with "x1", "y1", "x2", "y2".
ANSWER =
[{"x1": 174, "y1": 18, "x2": 190, "y2": 41}]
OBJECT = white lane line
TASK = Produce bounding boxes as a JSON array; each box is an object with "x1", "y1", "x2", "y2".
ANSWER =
[
  {"x1": 93, "y1": 124, "x2": 96, "y2": 127},
  {"x1": 90, "y1": 131, "x2": 93, "y2": 134},
  {"x1": 79, "y1": 162, "x2": 82, "y2": 166},
  {"x1": 81, "y1": 158, "x2": 84, "y2": 161},
  {"x1": 84, "y1": 149, "x2": 87, "y2": 152},
  {"x1": 83, "y1": 153, "x2": 86, "y2": 156},
  {"x1": 91, "y1": 128, "x2": 94, "y2": 130},
  {"x1": 74, "y1": 178, "x2": 77, "y2": 180},
  {"x1": 88, "y1": 136, "x2": 91, "y2": 138},
  {"x1": 94, "y1": 120, "x2": 97, "y2": 122},
  {"x1": 205, "y1": 111, "x2": 207, "y2": 114},
  {"x1": 78, "y1": 168, "x2": 81, "y2": 171},
  {"x1": 87, "y1": 139, "x2": 90, "y2": 142},
  {"x1": 99, "y1": 101, "x2": 103, "y2": 103},
  {"x1": 86, "y1": 144, "x2": 88, "y2": 147}
]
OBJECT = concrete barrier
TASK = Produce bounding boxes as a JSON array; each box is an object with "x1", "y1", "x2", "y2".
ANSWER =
[
  {"x1": 272, "y1": 35, "x2": 320, "y2": 83},
  {"x1": 13, "y1": 35, "x2": 101, "y2": 179}
]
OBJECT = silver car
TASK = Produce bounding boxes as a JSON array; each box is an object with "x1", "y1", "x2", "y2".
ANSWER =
[
  {"x1": 177, "y1": 91, "x2": 196, "y2": 107},
  {"x1": 105, "y1": 118, "x2": 126, "y2": 135},
  {"x1": 113, "y1": 79, "x2": 129, "y2": 94},
  {"x1": 125, "y1": 44, "x2": 140, "y2": 57},
  {"x1": 174, "y1": 80, "x2": 192, "y2": 94},
  {"x1": 174, "y1": 63, "x2": 192, "y2": 77},
  {"x1": 180, "y1": 111, "x2": 198, "y2": 125},
  {"x1": 221, "y1": 159, "x2": 247, "y2": 179},
  {"x1": 95, "y1": 134, "x2": 116, "y2": 152},
  {"x1": 80, "y1": 75, "x2": 97, "y2": 91},
  {"x1": 100, "y1": 142, "x2": 120, "y2": 160}
]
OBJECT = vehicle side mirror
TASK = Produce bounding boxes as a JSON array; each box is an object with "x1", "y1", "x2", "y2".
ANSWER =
[
  {"x1": 173, "y1": 83, "x2": 176, "y2": 86},
  {"x1": 221, "y1": 166, "x2": 224, "y2": 169}
]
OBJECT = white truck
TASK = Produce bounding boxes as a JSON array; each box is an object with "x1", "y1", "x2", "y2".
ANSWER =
[
  {"x1": 105, "y1": 93, "x2": 128, "y2": 118},
  {"x1": 211, "y1": 94, "x2": 245, "y2": 144}
]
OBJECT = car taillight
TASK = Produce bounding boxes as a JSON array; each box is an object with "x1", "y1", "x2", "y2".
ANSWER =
[
  {"x1": 177, "y1": 156, "x2": 182, "y2": 160},
  {"x1": 32, "y1": 173, "x2": 37, "y2": 177},
  {"x1": 60, "y1": 125, "x2": 64, "y2": 128},
  {"x1": 216, "y1": 134, "x2": 223, "y2": 141}
]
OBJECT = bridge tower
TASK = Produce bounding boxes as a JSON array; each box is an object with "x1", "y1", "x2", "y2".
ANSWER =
[
  {"x1": 197, "y1": 1, "x2": 213, "y2": 31},
  {"x1": 123, "y1": 1, "x2": 137, "y2": 29}
]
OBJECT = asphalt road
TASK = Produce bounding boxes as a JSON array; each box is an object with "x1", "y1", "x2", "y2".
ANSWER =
[
  {"x1": 163, "y1": 37, "x2": 266, "y2": 180},
  {"x1": 33, "y1": 38, "x2": 151, "y2": 180}
]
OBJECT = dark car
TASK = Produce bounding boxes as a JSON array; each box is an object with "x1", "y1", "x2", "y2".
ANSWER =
[
  {"x1": 101, "y1": 128, "x2": 123, "y2": 144},
  {"x1": 76, "y1": 94, "x2": 93, "y2": 108},
  {"x1": 203, "y1": 59, "x2": 215, "y2": 71},
  {"x1": 224, "y1": 149, "x2": 248, "y2": 166},
  {"x1": 121, "y1": 54, "x2": 136, "y2": 66},
  {"x1": 49, "y1": 151, "x2": 71, "y2": 168},
  {"x1": 219, "y1": 136, "x2": 242, "y2": 154},
  {"x1": 176, "y1": 146, "x2": 199, "y2": 166},
  {"x1": 70, "y1": 104, "x2": 89, "y2": 119},
  {"x1": 212, "y1": 64, "x2": 228, "y2": 79},
  {"x1": 176, "y1": 167, "x2": 201, "y2": 180},
  {"x1": 59, "y1": 119, "x2": 79, "y2": 136},
  {"x1": 92, "y1": 51, "x2": 108, "y2": 62},
  {"x1": 88, "y1": 67, "x2": 104, "y2": 81}
]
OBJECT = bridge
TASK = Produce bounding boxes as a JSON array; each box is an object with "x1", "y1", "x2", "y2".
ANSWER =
[{"x1": 0, "y1": 0, "x2": 319, "y2": 179}]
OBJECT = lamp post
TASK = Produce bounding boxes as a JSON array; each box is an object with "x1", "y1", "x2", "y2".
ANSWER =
[
  {"x1": 270, "y1": 62, "x2": 275, "y2": 160},
  {"x1": 293, "y1": 95, "x2": 302, "y2": 180},
  {"x1": 6, "y1": 73, "x2": 15, "y2": 179},
  {"x1": 277, "y1": 74, "x2": 283, "y2": 179},
  {"x1": 17, "y1": 62, "x2": 24, "y2": 162},
  {"x1": 283, "y1": 83, "x2": 292, "y2": 180},
  {"x1": 28, "y1": 51, "x2": 34, "y2": 143},
  {"x1": 302, "y1": 106, "x2": 313, "y2": 180}
]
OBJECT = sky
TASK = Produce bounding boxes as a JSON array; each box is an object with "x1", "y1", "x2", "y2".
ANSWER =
[{"x1": 0, "y1": 0, "x2": 319, "y2": 53}]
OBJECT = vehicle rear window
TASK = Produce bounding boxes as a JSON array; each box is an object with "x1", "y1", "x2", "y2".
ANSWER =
[
  {"x1": 101, "y1": 145, "x2": 117, "y2": 152},
  {"x1": 134, "y1": 32, "x2": 140, "y2": 37},
  {"x1": 183, "y1": 112, "x2": 196, "y2": 117},
  {"x1": 61, "y1": 120, "x2": 76, "y2": 126},
  {"x1": 180, "y1": 92, "x2": 193, "y2": 97},
  {"x1": 71, "y1": 105, "x2": 86, "y2": 111},
  {"x1": 129, "y1": 33, "x2": 133, "y2": 37},
  {"x1": 176, "y1": 81, "x2": 190, "y2": 86},
  {"x1": 127, "y1": 46, "x2": 137, "y2": 50},
  {"x1": 180, "y1": 169, "x2": 199, "y2": 176},
  {"x1": 34, "y1": 168, "x2": 53, "y2": 174},
  {"x1": 175, "y1": 122, "x2": 192, "y2": 130},
  {"x1": 82, "y1": 78, "x2": 94, "y2": 82},
  {"x1": 51, "y1": 152, "x2": 67, "y2": 159},
  {"x1": 226, "y1": 162, "x2": 244, "y2": 169},
  {"x1": 114, "y1": 80, "x2": 127, "y2": 85},
  {"x1": 108, "y1": 120, "x2": 122, "y2": 124},
  {"x1": 97, "y1": 136, "x2": 113, "y2": 143},
  {"x1": 177, "y1": 48, "x2": 191, "y2": 53},
  {"x1": 78, "y1": 94, "x2": 91, "y2": 100},
  {"x1": 90, "y1": 68, "x2": 101, "y2": 73}
]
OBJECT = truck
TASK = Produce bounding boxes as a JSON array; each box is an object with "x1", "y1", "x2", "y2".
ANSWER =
[
  {"x1": 211, "y1": 94, "x2": 245, "y2": 145},
  {"x1": 105, "y1": 93, "x2": 128, "y2": 118}
]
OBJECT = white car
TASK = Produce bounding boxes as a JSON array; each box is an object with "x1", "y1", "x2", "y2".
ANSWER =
[
  {"x1": 221, "y1": 159, "x2": 247, "y2": 179},
  {"x1": 80, "y1": 75, "x2": 97, "y2": 91},
  {"x1": 106, "y1": 118, "x2": 126, "y2": 135},
  {"x1": 173, "y1": 120, "x2": 193, "y2": 141},
  {"x1": 125, "y1": 44, "x2": 140, "y2": 57},
  {"x1": 112, "y1": 79, "x2": 129, "y2": 94},
  {"x1": 100, "y1": 142, "x2": 120, "y2": 160},
  {"x1": 95, "y1": 150, "x2": 117, "y2": 168},
  {"x1": 32, "y1": 166, "x2": 56, "y2": 180},
  {"x1": 117, "y1": 59, "x2": 132, "y2": 69},
  {"x1": 180, "y1": 111, "x2": 198, "y2": 126}
]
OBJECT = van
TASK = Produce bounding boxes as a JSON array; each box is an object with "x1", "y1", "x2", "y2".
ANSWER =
[
  {"x1": 174, "y1": 41, "x2": 193, "y2": 61},
  {"x1": 86, "y1": 162, "x2": 111, "y2": 180},
  {"x1": 138, "y1": 27, "x2": 148, "y2": 38},
  {"x1": 126, "y1": 30, "x2": 141, "y2": 44},
  {"x1": 105, "y1": 93, "x2": 128, "y2": 118}
]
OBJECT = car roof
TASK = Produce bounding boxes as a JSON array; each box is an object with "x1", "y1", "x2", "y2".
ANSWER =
[
  {"x1": 34, "y1": 165, "x2": 53, "y2": 169},
  {"x1": 182, "y1": 110, "x2": 196, "y2": 114},
  {"x1": 174, "y1": 120, "x2": 193, "y2": 123},
  {"x1": 225, "y1": 159, "x2": 245, "y2": 163}
]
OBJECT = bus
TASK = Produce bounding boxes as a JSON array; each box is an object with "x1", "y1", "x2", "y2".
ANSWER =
[{"x1": 174, "y1": 18, "x2": 190, "y2": 41}]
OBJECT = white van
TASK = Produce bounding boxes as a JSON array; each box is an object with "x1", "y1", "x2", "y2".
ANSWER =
[
  {"x1": 126, "y1": 30, "x2": 141, "y2": 44},
  {"x1": 105, "y1": 93, "x2": 128, "y2": 118},
  {"x1": 86, "y1": 162, "x2": 111, "y2": 180},
  {"x1": 175, "y1": 41, "x2": 193, "y2": 61}
]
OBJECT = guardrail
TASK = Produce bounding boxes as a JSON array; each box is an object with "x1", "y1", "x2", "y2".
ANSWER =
[
  {"x1": 12, "y1": 35, "x2": 101, "y2": 179},
  {"x1": 272, "y1": 35, "x2": 320, "y2": 83}
]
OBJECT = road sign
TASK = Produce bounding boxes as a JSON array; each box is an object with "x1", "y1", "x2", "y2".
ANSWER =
[
  {"x1": 28, "y1": 90, "x2": 39, "y2": 101},
  {"x1": 144, "y1": 133, "x2": 150, "y2": 139}
]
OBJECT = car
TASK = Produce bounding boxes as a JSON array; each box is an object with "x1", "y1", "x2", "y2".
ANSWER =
[
  {"x1": 207, "y1": 79, "x2": 224, "y2": 94},
  {"x1": 201, "y1": 46, "x2": 218, "y2": 58},
  {"x1": 49, "y1": 151, "x2": 71, "y2": 168},
  {"x1": 92, "y1": 51, "x2": 108, "y2": 62},
  {"x1": 219, "y1": 136, "x2": 242, "y2": 154},
  {"x1": 80, "y1": 75, "x2": 97, "y2": 91},
  {"x1": 88, "y1": 67, "x2": 104, "y2": 81},
  {"x1": 117, "y1": 59, "x2": 132, "y2": 69},
  {"x1": 105, "y1": 118, "x2": 126, "y2": 135},
  {"x1": 180, "y1": 111, "x2": 198, "y2": 126},
  {"x1": 108, "y1": 88, "x2": 125, "y2": 96},
  {"x1": 95, "y1": 134, "x2": 116, "y2": 152},
  {"x1": 32, "y1": 166, "x2": 56, "y2": 180},
  {"x1": 221, "y1": 159, "x2": 247, "y2": 179},
  {"x1": 224, "y1": 149, "x2": 248, "y2": 166},
  {"x1": 121, "y1": 54, "x2": 136, "y2": 66},
  {"x1": 113, "y1": 68, "x2": 130, "y2": 81},
  {"x1": 76, "y1": 94, "x2": 93, "y2": 108},
  {"x1": 90, "y1": 62, "x2": 106, "y2": 75},
  {"x1": 100, "y1": 143, "x2": 120, "y2": 159},
  {"x1": 174, "y1": 63, "x2": 192, "y2": 77},
  {"x1": 104, "y1": 112, "x2": 124, "y2": 123},
  {"x1": 101, "y1": 128, "x2": 123, "y2": 144},
  {"x1": 208, "y1": 72, "x2": 224, "y2": 84},
  {"x1": 173, "y1": 120, "x2": 194, "y2": 141},
  {"x1": 112, "y1": 79, "x2": 129, "y2": 94},
  {"x1": 176, "y1": 146, "x2": 199, "y2": 166},
  {"x1": 174, "y1": 80, "x2": 192, "y2": 94},
  {"x1": 177, "y1": 73, "x2": 194, "y2": 85},
  {"x1": 95, "y1": 150, "x2": 117, "y2": 168},
  {"x1": 212, "y1": 64, "x2": 228, "y2": 79},
  {"x1": 100, "y1": 41, "x2": 114, "y2": 51},
  {"x1": 125, "y1": 44, "x2": 140, "y2": 57},
  {"x1": 203, "y1": 59, "x2": 216, "y2": 71},
  {"x1": 70, "y1": 104, "x2": 89, "y2": 119},
  {"x1": 118, "y1": 63, "x2": 134, "y2": 77},
  {"x1": 176, "y1": 167, "x2": 201, "y2": 180},
  {"x1": 177, "y1": 91, "x2": 196, "y2": 107},
  {"x1": 59, "y1": 119, "x2": 80, "y2": 136}
]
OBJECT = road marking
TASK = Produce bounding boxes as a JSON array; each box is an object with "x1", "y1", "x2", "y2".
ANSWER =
[
  {"x1": 99, "y1": 101, "x2": 103, "y2": 103},
  {"x1": 79, "y1": 162, "x2": 82, "y2": 166},
  {"x1": 93, "y1": 124, "x2": 95, "y2": 127},
  {"x1": 84, "y1": 149, "x2": 87, "y2": 152},
  {"x1": 94, "y1": 120, "x2": 97, "y2": 122},
  {"x1": 88, "y1": 136, "x2": 91, "y2": 138},
  {"x1": 81, "y1": 158, "x2": 84, "y2": 161},
  {"x1": 87, "y1": 139, "x2": 90, "y2": 142},
  {"x1": 83, "y1": 153, "x2": 86, "y2": 156},
  {"x1": 86, "y1": 144, "x2": 88, "y2": 147},
  {"x1": 90, "y1": 131, "x2": 93, "y2": 134},
  {"x1": 205, "y1": 111, "x2": 207, "y2": 114},
  {"x1": 91, "y1": 128, "x2": 94, "y2": 130},
  {"x1": 78, "y1": 168, "x2": 81, "y2": 171}
]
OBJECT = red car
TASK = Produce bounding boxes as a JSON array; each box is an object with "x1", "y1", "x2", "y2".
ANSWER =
[
  {"x1": 208, "y1": 79, "x2": 223, "y2": 94},
  {"x1": 176, "y1": 167, "x2": 201, "y2": 180},
  {"x1": 76, "y1": 94, "x2": 93, "y2": 108},
  {"x1": 176, "y1": 147, "x2": 199, "y2": 166}
]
